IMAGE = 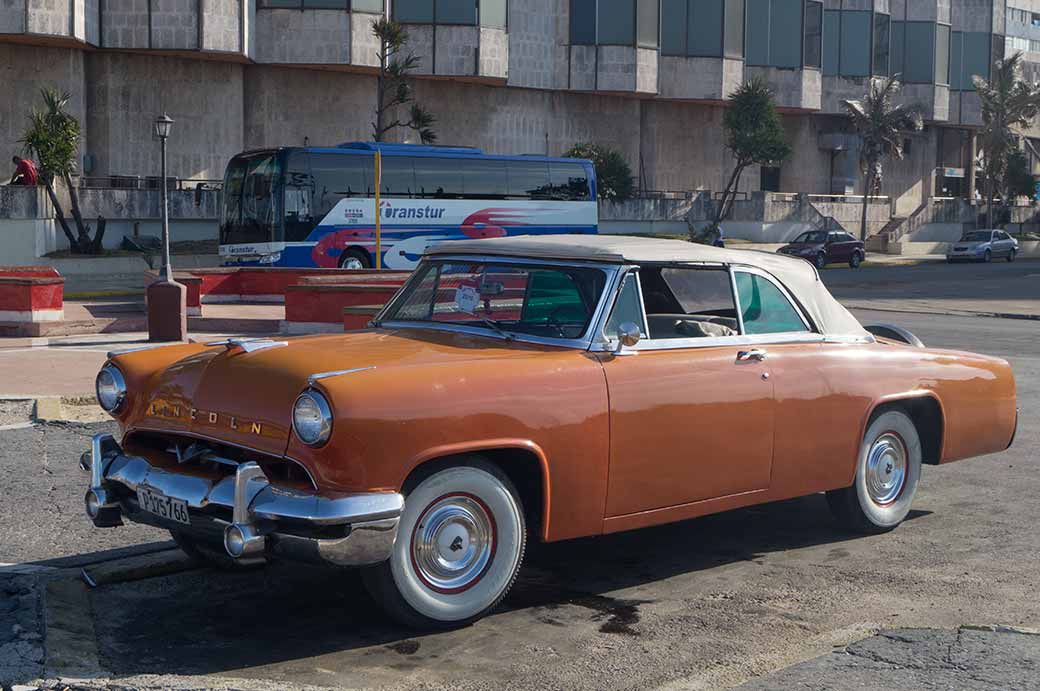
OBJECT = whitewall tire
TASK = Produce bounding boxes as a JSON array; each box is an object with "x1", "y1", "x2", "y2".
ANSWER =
[
  {"x1": 827, "y1": 410, "x2": 922, "y2": 534},
  {"x1": 362, "y1": 459, "x2": 526, "y2": 629}
]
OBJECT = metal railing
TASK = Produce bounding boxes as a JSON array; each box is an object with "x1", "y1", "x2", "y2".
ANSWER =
[{"x1": 77, "y1": 176, "x2": 223, "y2": 191}]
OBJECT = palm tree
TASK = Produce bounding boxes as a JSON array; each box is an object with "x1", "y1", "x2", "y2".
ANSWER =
[
  {"x1": 973, "y1": 52, "x2": 1040, "y2": 228},
  {"x1": 842, "y1": 76, "x2": 925, "y2": 241},
  {"x1": 20, "y1": 87, "x2": 105, "y2": 253},
  {"x1": 371, "y1": 17, "x2": 436, "y2": 144}
]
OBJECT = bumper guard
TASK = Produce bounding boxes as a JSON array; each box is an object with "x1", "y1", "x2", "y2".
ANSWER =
[{"x1": 82, "y1": 433, "x2": 404, "y2": 567}]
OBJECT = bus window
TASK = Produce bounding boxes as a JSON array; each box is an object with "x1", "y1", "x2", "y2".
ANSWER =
[
  {"x1": 380, "y1": 157, "x2": 416, "y2": 198},
  {"x1": 414, "y1": 157, "x2": 464, "y2": 199},
  {"x1": 221, "y1": 152, "x2": 281, "y2": 246},
  {"x1": 461, "y1": 158, "x2": 507, "y2": 199},
  {"x1": 284, "y1": 150, "x2": 315, "y2": 242},
  {"x1": 548, "y1": 162, "x2": 590, "y2": 201},
  {"x1": 219, "y1": 156, "x2": 246, "y2": 244},
  {"x1": 309, "y1": 152, "x2": 371, "y2": 224},
  {"x1": 507, "y1": 160, "x2": 550, "y2": 199}
]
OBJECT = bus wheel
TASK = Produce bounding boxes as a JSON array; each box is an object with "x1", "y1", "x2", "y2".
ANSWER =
[{"x1": 339, "y1": 247, "x2": 371, "y2": 270}]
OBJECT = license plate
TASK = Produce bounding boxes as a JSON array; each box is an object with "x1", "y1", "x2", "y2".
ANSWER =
[{"x1": 137, "y1": 487, "x2": 190, "y2": 525}]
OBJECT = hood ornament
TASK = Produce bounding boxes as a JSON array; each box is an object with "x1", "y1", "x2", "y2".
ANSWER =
[{"x1": 205, "y1": 338, "x2": 288, "y2": 354}]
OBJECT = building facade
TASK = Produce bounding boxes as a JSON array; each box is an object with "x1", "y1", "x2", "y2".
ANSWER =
[{"x1": 2, "y1": 0, "x2": 1037, "y2": 219}]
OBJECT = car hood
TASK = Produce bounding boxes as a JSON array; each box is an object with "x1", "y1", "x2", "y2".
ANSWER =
[
  {"x1": 780, "y1": 242, "x2": 823, "y2": 251},
  {"x1": 951, "y1": 241, "x2": 989, "y2": 250},
  {"x1": 120, "y1": 328, "x2": 554, "y2": 455}
]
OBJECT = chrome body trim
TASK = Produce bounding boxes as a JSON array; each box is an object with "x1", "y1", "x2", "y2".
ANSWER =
[
  {"x1": 864, "y1": 324, "x2": 925, "y2": 348},
  {"x1": 83, "y1": 433, "x2": 403, "y2": 566},
  {"x1": 308, "y1": 366, "x2": 376, "y2": 386},
  {"x1": 106, "y1": 343, "x2": 177, "y2": 359},
  {"x1": 204, "y1": 338, "x2": 289, "y2": 353}
]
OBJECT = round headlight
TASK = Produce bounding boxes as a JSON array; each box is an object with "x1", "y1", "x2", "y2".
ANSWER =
[
  {"x1": 95, "y1": 364, "x2": 127, "y2": 413},
  {"x1": 293, "y1": 390, "x2": 333, "y2": 446}
]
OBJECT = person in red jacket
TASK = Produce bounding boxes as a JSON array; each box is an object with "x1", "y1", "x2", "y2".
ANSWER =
[{"x1": 10, "y1": 156, "x2": 39, "y2": 186}]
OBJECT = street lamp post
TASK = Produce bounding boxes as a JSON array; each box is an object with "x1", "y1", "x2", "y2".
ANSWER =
[
  {"x1": 155, "y1": 113, "x2": 173, "y2": 280},
  {"x1": 146, "y1": 112, "x2": 187, "y2": 342}
]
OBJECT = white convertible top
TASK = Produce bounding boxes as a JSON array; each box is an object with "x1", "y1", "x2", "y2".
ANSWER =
[{"x1": 427, "y1": 235, "x2": 869, "y2": 338}]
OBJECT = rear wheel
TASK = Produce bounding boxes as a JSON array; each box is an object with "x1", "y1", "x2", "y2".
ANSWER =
[
  {"x1": 362, "y1": 459, "x2": 527, "y2": 629},
  {"x1": 815, "y1": 253, "x2": 827, "y2": 270},
  {"x1": 849, "y1": 251, "x2": 863, "y2": 269},
  {"x1": 339, "y1": 247, "x2": 371, "y2": 270},
  {"x1": 826, "y1": 410, "x2": 922, "y2": 534}
]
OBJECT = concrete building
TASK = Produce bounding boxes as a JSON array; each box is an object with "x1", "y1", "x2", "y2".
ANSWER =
[{"x1": 3, "y1": 0, "x2": 1039, "y2": 226}]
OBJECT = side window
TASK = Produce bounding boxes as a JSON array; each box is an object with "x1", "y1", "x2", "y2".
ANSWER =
[
  {"x1": 461, "y1": 159, "x2": 508, "y2": 198},
  {"x1": 604, "y1": 272, "x2": 646, "y2": 339},
  {"x1": 380, "y1": 157, "x2": 416, "y2": 198},
  {"x1": 507, "y1": 161, "x2": 550, "y2": 199},
  {"x1": 547, "y1": 162, "x2": 591, "y2": 200},
  {"x1": 310, "y1": 152, "x2": 372, "y2": 223},
  {"x1": 734, "y1": 272, "x2": 809, "y2": 335},
  {"x1": 413, "y1": 157, "x2": 464, "y2": 199},
  {"x1": 641, "y1": 267, "x2": 740, "y2": 339}
]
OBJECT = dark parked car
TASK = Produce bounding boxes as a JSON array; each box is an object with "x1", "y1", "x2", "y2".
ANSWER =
[{"x1": 778, "y1": 230, "x2": 866, "y2": 269}]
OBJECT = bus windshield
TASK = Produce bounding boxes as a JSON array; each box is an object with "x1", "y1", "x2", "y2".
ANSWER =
[{"x1": 220, "y1": 152, "x2": 282, "y2": 249}]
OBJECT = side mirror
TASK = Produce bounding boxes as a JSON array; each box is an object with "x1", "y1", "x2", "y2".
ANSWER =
[{"x1": 615, "y1": 322, "x2": 641, "y2": 353}]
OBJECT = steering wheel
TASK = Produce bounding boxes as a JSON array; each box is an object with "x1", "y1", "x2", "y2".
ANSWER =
[{"x1": 545, "y1": 305, "x2": 579, "y2": 337}]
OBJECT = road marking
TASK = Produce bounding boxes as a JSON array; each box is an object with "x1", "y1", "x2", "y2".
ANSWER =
[
  {"x1": 0, "y1": 422, "x2": 34, "y2": 432},
  {"x1": 0, "y1": 562, "x2": 59, "y2": 574}
]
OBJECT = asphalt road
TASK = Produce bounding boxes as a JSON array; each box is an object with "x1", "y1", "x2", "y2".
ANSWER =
[{"x1": 1, "y1": 267, "x2": 1038, "y2": 690}]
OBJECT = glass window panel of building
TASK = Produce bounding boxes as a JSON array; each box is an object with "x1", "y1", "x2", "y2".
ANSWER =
[
  {"x1": 873, "y1": 13, "x2": 890, "y2": 76},
  {"x1": 396, "y1": 0, "x2": 505, "y2": 26},
  {"x1": 745, "y1": 0, "x2": 810, "y2": 67},
  {"x1": 571, "y1": 0, "x2": 658, "y2": 47},
  {"x1": 901, "y1": 22, "x2": 936, "y2": 83},
  {"x1": 804, "y1": 1, "x2": 823, "y2": 69},
  {"x1": 822, "y1": 9, "x2": 839, "y2": 75},
  {"x1": 659, "y1": 0, "x2": 740, "y2": 58}
]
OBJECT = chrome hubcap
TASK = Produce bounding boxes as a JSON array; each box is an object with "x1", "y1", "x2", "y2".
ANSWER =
[
  {"x1": 865, "y1": 433, "x2": 907, "y2": 506},
  {"x1": 411, "y1": 494, "x2": 495, "y2": 593},
  {"x1": 341, "y1": 257, "x2": 364, "y2": 270}
]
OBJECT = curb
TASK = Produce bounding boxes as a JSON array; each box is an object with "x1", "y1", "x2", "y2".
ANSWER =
[
  {"x1": 0, "y1": 396, "x2": 108, "y2": 426},
  {"x1": 845, "y1": 303, "x2": 1040, "y2": 321},
  {"x1": 64, "y1": 289, "x2": 144, "y2": 300}
]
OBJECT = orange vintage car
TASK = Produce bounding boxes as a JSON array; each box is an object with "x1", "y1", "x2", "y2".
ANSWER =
[{"x1": 84, "y1": 236, "x2": 1017, "y2": 628}]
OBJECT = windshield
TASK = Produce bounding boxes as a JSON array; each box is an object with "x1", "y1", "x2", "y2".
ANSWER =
[
  {"x1": 961, "y1": 231, "x2": 993, "y2": 242},
  {"x1": 220, "y1": 152, "x2": 283, "y2": 247},
  {"x1": 380, "y1": 260, "x2": 609, "y2": 340},
  {"x1": 793, "y1": 231, "x2": 828, "y2": 243}
]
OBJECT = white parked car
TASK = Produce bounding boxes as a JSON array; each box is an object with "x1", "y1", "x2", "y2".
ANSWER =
[{"x1": 946, "y1": 230, "x2": 1019, "y2": 263}]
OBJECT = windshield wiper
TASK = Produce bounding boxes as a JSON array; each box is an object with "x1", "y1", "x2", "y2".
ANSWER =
[{"x1": 475, "y1": 315, "x2": 516, "y2": 342}]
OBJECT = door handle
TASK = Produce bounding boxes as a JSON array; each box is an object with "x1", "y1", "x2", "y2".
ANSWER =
[{"x1": 736, "y1": 348, "x2": 767, "y2": 362}]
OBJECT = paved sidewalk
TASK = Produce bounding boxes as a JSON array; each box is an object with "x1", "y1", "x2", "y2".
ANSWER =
[{"x1": 0, "y1": 331, "x2": 267, "y2": 399}]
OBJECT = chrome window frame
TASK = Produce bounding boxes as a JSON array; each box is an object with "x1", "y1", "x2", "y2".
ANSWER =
[
  {"x1": 731, "y1": 265, "x2": 813, "y2": 334},
  {"x1": 590, "y1": 261, "x2": 820, "y2": 353},
  {"x1": 373, "y1": 254, "x2": 624, "y2": 350},
  {"x1": 601, "y1": 265, "x2": 650, "y2": 345}
]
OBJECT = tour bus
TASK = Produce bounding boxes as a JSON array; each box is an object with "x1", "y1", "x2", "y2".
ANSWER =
[{"x1": 219, "y1": 142, "x2": 599, "y2": 270}]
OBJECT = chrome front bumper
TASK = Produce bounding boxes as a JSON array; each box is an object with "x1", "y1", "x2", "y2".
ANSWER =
[{"x1": 82, "y1": 434, "x2": 403, "y2": 567}]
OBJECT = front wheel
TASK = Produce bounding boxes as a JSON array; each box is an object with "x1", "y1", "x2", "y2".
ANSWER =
[
  {"x1": 983, "y1": 249, "x2": 992, "y2": 263},
  {"x1": 815, "y1": 253, "x2": 828, "y2": 270},
  {"x1": 339, "y1": 247, "x2": 371, "y2": 270},
  {"x1": 1008, "y1": 249, "x2": 1017, "y2": 263},
  {"x1": 849, "y1": 251, "x2": 863, "y2": 269},
  {"x1": 826, "y1": 410, "x2": 922, "y2": 534},
  {"x1": 362, "y1": 460, "x2": 527, "y2": 629}
]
